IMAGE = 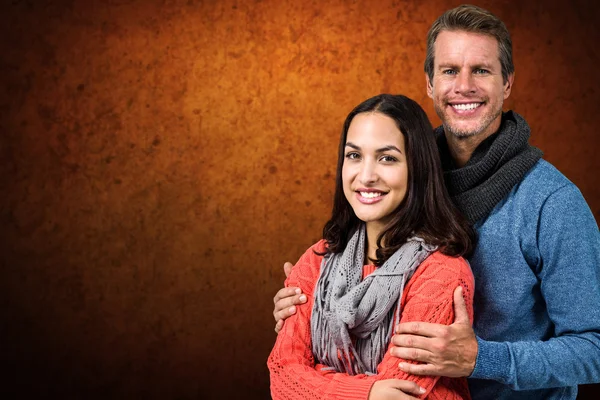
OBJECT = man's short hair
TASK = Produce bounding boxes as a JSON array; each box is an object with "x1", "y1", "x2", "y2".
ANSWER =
[{"x1": 424, "y1": 4, "x2": 514, "y2": 83}]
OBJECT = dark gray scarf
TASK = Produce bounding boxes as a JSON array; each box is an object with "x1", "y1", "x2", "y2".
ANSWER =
[
  {"x1": 436, "y1": 111, "x2": 543, "y2": 224},
  {"x1": 310, "y1": 225, "x2": 436, "y2": 375}
]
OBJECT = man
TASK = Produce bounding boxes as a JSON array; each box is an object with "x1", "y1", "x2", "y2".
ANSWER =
[{"x1": 272, "y1": 4, "x2": 600, "y2": 400}]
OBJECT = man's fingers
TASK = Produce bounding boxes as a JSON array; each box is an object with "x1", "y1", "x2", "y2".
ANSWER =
[
  {"x1": 274, "y1": 304, "x2": 296, "y2": 322},
  {"x1": 274, "y1": 319, "x2": 284, "y2": 334},
  {"x1": 394, "y1": 321, "x2": 447, "y2": 337},
  {"x1": 283, "y1": 262, "x2": 293, "y2": 278},
  {"x1": 453, "y1": 286, "x2": 470, "y2": 324},
  {"x1": 273, "y1": 287, "x2": 301, "y2": 304},
  {"x1": 273, "y1": 293, "x2": 307, "y2": 321},
  {"x1": 398, "y1": 362, "x2": 439, "y2": 377},
  {"x1": 390, "y1": 346, "x2": 433, "y2": 364},
  {"x1": 390, "y1": 333, "x2": 432, "y2": 351}
]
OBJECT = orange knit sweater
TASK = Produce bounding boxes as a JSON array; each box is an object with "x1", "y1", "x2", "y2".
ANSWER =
[{"x1": 268, "y1": 240, "x2": 475, "y2": 400}]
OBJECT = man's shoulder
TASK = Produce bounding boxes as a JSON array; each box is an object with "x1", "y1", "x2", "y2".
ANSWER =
[
  {"x1": 478, "y1": 160, "x2": 580, "y2": 229},
  {"x1": 512, "y1": 159, "x2": 578, "y2": 201},
  {"x1": 483, "y1": 159, "x2": 592, "y2": 229},
  {"x1": 520, "y1": 159, "x2": 573, "y2": 190}
]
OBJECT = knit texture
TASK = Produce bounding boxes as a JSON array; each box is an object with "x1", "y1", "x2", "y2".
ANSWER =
[
  {"x1": 435, "y1": 111, "x2": 543, "y2": 224},
  {"x1": 268, "y1": 240, "x2": 475, "y2": 400},
  {"x1": 463, "y1": 160, "x2": 600, "y2": 400},
  {"x1": 311, "y1": 226, "x2": 436, "y2": 375}
]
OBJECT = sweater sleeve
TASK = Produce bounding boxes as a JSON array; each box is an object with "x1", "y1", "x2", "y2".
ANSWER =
[
  {"x1": 470, "y1": 184, "x2": 600, "y2": 389},
  {"x1": 267, "y1": 244, "x2": 475, "y2": 400}
]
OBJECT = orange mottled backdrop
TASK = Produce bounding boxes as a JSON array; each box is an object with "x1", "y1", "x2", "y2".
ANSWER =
[{"x1": 0, "y1": 0, "x2": 598, "y2": 398}]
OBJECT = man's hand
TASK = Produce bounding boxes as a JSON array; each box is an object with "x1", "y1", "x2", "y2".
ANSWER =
[
  {"x1": 390, "y1": 286, "x2": 477, "y2": 377},
  {"x1": 368, "y1": 379, "x2": 425, "y2": 400},
  {"x1": 273, "y1": 262, "x2": 307, "y2": 333},
  {"x1": 283, "y1": 261, "x2": 293, "y2": 278}
]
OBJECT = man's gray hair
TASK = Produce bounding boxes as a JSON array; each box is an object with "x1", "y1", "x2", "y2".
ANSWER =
[{"x1": 424, "y1": 4, "x2": 514, "y2": 83}]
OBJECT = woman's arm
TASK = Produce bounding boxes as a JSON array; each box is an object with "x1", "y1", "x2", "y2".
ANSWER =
[{"x1": 267, "y1": 247, "x2": 474, "y2": 400}]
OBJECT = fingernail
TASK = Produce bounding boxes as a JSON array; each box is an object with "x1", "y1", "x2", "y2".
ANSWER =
[
  {"x1": 419, "y1": 387, "x2": 426, "y2": 394},
  {"x1": 294, "y1": 288, "x2": 301, "y2": 294},
  {"x1": 398, "y1": 362, "x2": 406, "y2": 370},
  {"x1": 289, "y1": 306, "x2": 296, "y2": 314},
  {"x1": 299, "y1": 295, "x2": 307, "y2": 302}
]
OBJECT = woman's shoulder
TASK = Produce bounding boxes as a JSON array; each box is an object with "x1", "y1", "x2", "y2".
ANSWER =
[
  {"x1": 425, "y1": 251, "x2": 470, "y2": 266},
  {"x1": 404, "y1": 251, "x2": 475, "y2": 317},
  {"x1": 415, "y1": 251, "x2": 474, "y2": 285},
  {"x1": 310, "y1": 239, "x2": 328, "y2": 254},
  {"x1": 285, "y1": 239, "x2": 327, "y2": 290},
  {"x1": 297, "y1": 239, "x2": 327, "y2": 263}
]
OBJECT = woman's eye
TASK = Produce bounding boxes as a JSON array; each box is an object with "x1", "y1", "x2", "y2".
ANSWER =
[
  {"x1": 380, "y1": 155, "x2": 397, "y2": 162},
  {"x1": 345, "y1": 152, "x2": 360, "y2": 160}
]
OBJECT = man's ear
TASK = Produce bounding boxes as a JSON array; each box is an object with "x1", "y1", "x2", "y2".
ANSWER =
[
  {"x1": 504, "y1": 73, "x2": 514, "y2": 99},
  {"x1": 426, "y1": 74, "x2": 434, "y2": 99}
]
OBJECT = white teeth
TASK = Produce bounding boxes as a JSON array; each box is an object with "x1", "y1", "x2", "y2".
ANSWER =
[
  {"x1": 360, "y1": 192, "x2": 383, "y2": 198},
  {"x1": 452, "y1": 103, "x2": 480, "y2": 110}
]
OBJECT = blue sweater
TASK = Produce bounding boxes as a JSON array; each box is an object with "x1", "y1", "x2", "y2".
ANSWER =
[{"x1": 466, "y1": 160, "x2": 600, "y2": 399}]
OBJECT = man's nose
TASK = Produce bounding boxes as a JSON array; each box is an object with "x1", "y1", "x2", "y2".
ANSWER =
[{"x1": 454, "y1": 72, "x2": 476, "y2": 94}]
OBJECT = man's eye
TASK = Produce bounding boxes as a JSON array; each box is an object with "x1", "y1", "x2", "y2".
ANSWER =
[
  {"x1": 474, "y1": 69, "x2": 489, "y2": 74},
  {"x1": 442, "y1": 69, "x2": 457, "y2": 75}
]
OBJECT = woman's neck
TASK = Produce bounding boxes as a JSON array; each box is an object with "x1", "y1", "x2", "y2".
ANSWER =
[{"x1": 365, "y1": 223, "x2": 383, "y2": 265}]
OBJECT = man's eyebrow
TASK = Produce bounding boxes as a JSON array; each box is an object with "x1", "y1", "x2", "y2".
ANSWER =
[
  {"x1": 471, "y1": 63, "x2": 495, "y2": 70},
  {"x1": 437, "y1": 63, "x2": 458, "y2": 69},
  {"x1": 437, "y1": 62, "x2": 495, "y2": 70}
]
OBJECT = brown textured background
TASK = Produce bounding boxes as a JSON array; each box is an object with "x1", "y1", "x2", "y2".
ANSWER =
[{"x1": 0, "y1": 0, "x2": 598, "y2": 398}]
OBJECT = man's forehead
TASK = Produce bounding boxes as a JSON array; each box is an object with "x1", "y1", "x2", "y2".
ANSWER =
[
  {"x1": 434, "y1": 30, "x2": 499, "y2": 46},
  {"x1": 433, "y1": 30, "x2": 500, "y2": 62}
]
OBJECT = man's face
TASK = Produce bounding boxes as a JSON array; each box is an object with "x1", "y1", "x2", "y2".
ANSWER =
[{"x1": 426, "y1": 30, "x2": 514, "y2": 140}]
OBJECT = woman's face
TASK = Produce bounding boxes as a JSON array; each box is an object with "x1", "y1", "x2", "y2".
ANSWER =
[{"x1": 342, "y1": 112, "x2": 409, "y2": 233}]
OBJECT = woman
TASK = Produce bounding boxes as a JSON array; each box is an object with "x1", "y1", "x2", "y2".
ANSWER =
[{"x1": 267, "y1": 94, "x2": 474, "y2": 399}]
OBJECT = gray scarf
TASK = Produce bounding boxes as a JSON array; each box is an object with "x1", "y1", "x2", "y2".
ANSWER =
[
  {"x1": 310, "y1": 225, "x2": 436, "y2": 375},
  {"x1": 436, "y1": 111, "x2": 543, "y2": 224}
]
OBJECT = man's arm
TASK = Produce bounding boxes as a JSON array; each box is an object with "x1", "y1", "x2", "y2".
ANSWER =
[
  {"x1": 467, "y1": 184, "x2": 600, "y2": 389},
  {"x1": 390, "y1": 184, "x2": 600, "y2": 390}
]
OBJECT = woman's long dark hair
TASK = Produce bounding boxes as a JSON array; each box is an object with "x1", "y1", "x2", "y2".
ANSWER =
[{"x1": 322, "y1": 94, "x2": 473, "y2": 264}]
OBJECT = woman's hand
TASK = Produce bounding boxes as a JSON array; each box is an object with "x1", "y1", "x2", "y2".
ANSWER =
[{"x1": 368, "y1": 379, "x2": 426, "y2": 400}]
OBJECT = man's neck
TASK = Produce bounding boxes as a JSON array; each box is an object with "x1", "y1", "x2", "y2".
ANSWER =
[
  {"x1": 445, "y1": 134, "x2": 487, "y2": 167},
  {"x1": 444, "y1": 118, "x2": 503, "y2": 168}
]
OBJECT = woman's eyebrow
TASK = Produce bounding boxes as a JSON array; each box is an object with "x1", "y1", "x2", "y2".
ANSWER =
[
  {"x1": 345, "y1": 143, "x2": 402, "y2": 154},
  {"x1": 376, "y1": 145, "x2": 402, "y2": 154}
]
